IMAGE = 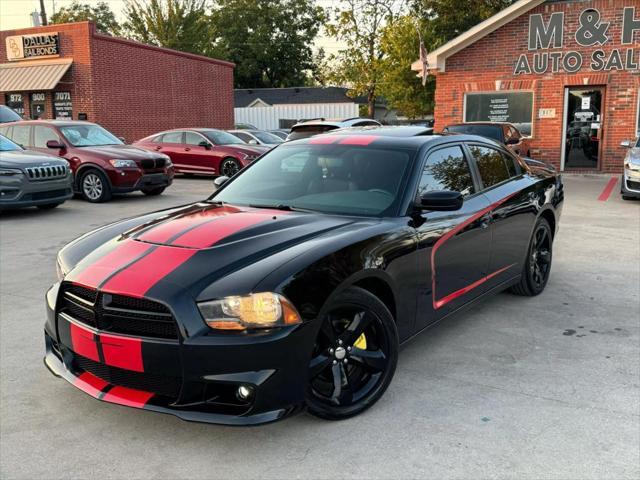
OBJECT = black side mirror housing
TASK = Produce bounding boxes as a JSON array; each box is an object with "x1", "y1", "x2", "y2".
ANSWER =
[
  {"x1": 419, "y1": 190, "x2": 463, "y2": 211},
  {"x1": 199, "y1": 140, "x2": 212, "y2": 150},
  {"x1": 46, "y1": 140, "x2": 65, "y2": 149},
  {"x1": 213, "y1": 176, "x2": 229, "y2": 189}
]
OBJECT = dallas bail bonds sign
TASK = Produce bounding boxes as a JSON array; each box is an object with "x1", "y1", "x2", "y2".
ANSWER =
[
  {"x1": 5, "y1": 33, "x2": 60, "y2": 61},
  {"x1": 515, "y1": 7, "x2": 640, "y2": 75}
]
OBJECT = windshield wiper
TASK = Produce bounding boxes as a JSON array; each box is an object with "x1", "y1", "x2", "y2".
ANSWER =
[{"x1": 249, "y1": 203, "x2": 314, "y2": 213}]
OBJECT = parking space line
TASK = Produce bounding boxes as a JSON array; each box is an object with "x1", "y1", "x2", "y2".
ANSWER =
[{"x1": 597, "y1": 177, "x2": 618, "y2": 202}]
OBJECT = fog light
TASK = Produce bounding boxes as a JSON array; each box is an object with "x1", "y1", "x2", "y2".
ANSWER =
[{"x1": 236, "y1": 385, "x2": 253, "y2": 401}]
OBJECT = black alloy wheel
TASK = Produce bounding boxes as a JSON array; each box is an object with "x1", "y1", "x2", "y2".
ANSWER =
[
  {"x1": 306, "y1": 287, "x2": 398, "y2": 420},
  {"x1": 511, "y1": 217, "x2": 553, "y2": 296},
  {"x1": 220, "y1": 158, "x2": 241, "y2": 177}
]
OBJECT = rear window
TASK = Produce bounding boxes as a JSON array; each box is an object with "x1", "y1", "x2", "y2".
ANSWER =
[
  {"x1": 445, "y1": 125, "x2": 502, "y2": 142},
  {"x1": 287, "y1": 125, "x2": 337, "y2": 141}
]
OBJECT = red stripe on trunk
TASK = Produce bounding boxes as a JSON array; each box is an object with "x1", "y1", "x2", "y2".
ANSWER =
[
  {"x1": 74, "y1": 372, "x2": 109, "y2": 397},
  {"x1": 597, "y1": 177, "x2": 617, "y2": 202},
  {"x1": 102, "y1": 386, "x2": 154, "y2": 408},
  {"x1": 100, "y1": 333, "x2": 144, "y2": 372},
  {"x1": 72, "y1": 240, "x2": 152, "y2": 289},
  {"x1": 69, "y1": 323, "x2": 100, "y2": 362}
]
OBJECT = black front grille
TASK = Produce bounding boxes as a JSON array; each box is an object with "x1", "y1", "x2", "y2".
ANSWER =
[
  {"x1": 59, "y1": 284, "x2": 178, "y2": 340},
  {"x1": 75, "y1": 354, "x2": 181, "y2": 398},
  {"x1": 26, "y1": 165, "x2": 68, "y2": 180},
  {"x1": 141, "y1": 158, "x2": 167, "y2": 170},
  {"x1": 627, "y1": 179, "x2": 640, "y2": 191}
]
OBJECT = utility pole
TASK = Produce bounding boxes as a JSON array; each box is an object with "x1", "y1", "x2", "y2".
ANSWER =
[{"x1": 39, "y1": 0, "x2": 48, "y2": 25}]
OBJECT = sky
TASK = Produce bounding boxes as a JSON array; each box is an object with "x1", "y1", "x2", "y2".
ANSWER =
[{"x1": 0, "y1": 0, "x2": 347, "y2": 53}]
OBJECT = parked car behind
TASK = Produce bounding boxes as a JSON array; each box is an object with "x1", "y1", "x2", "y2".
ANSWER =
[
  {"x1": 286, "y1": 118, "x2": 382, "y2": 141},
  {"x1": 268, "y1": 129, "x2": 289, "y2": 140},
  {"x1": 134, "y1": 128, "x2": 268, "y2": 177},
  {"x1": 620, "y1": 137, "x2": 640, "y2": 200},
  {"x1": 0, "y1": 133, "x2": 73, "y2": 211},
  {"x1": 0, "y1": 120, "x2": 174, "y2": 203},
  {"x1": 0, "y1": 105, "x2": 22, "y2": 123},
  {"x1": 442, "y1": 122, "x2": 531, "y2": 157},
  {"x1": 227, "y1": 129, "x2": 284, "y2": 148}
]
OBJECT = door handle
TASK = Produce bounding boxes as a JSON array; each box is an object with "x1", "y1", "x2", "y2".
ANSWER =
[
  {"x1": 155, "y1": 146, "x2": 162, "y2": 151},
  {"x1": 184, "y1": 147, "x2": 191, "y2": 152}
]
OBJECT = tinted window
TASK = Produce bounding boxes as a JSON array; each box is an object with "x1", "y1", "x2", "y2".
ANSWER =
[
  {"x1": 470, "y1": 145, "x2": 512, "y2": 188},
  {"x1": 445, "y1": 124, "x2": 503, "y2": 141},
  {"x1": 202, "y1": 130, "x2": 245, "y2": 145},
  {"x1": 418, "y1": 146, "x2": 475, "y2": 198},
  {"x1": 160, "y1": 131, "x2": 183, "y2": 143},
  {"x1": 11, "y1": 125, "x2": 31, "y2": 146},
  {"x1": 34, "y1": 126, "x2": 60, "y2": 148},
  {"x1": 503, "y1": 151, "x2": 519, "y2": 177},
  {"x1": 232, "y1": 131, "x2": 253, "y2": 142},
  {"x1": 185, "y1": 132, "x2": 205, "y2": 145},
  {"x1": 251, "y1": 131, "x2": 283, "y2": 144},
  {"x1": 213, "y1": 143, "x2": 415, "y2": 217}
]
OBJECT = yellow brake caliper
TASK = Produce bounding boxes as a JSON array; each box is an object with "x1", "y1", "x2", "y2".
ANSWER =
[{"x1": 353, "y1": 333, "x2": 367, "y2": 350}]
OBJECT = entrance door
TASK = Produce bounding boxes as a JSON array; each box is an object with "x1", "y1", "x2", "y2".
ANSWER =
[{"x1": 563, "y1": 88, "x2": 604, "y2": 170}]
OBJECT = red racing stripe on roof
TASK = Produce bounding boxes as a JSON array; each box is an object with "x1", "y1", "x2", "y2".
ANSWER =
[
  {"x1": 72, "y1": 240, "x2": 152, "y2": 289},
  {"x1": 338, "y1": 135, "x2": 377, "y2": 145},
  {"x1": 308, "y1": 135, "x2": 339, "y2": 144}
]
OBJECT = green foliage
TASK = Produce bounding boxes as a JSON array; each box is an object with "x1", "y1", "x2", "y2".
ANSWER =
[
  {"x1": 378, "y1": 16, "x2": 434, "y2": 119},
  {"x1": 323, "y1": 0, "x2": 401, "y2": 118},
  {"x1": 210, "y1": 0, "x2": 324, "y2": 88},
  {"x1": 50, "y1": 1, "x2": 121, "y2": 36},
  {"x1": 123, "y1": 0, "x2": 212, "y2": 55}
]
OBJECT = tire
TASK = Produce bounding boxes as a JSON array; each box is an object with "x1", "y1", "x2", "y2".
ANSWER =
[
  {"x1": 306, "y1": 286, "x2": 399, "y2": 420},
  {"x1": 622, "y1": 195, "x2": 635, "y2": 201},
  {"x1": 36, "y1": 202, "x2": 61, "y2": 210},
  {"x1": 79, "y1": 169, "x2": 111, "y2": 203},
  {"x1": 219, "y1": 157, "x2": 242, "y2": 177},
  {"x1": 141, "y1": 186, "x2": 166, "y2": 196},
  {"x1": 510, "y1": 218, "x2": 553, "y2": 296}
]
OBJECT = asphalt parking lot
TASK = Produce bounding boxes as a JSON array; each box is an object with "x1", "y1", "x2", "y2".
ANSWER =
[{"x1": 1, "y1": 175, "x2": 638, "y2": 479}]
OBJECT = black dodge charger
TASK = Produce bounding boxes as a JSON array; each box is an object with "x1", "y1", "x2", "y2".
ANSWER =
[{"x1": 45, "y1": 131, "x2": 563, "y2": 425}]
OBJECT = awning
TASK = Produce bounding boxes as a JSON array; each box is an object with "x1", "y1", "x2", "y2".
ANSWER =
[{"x1": 0, "y1": 58, "x2": 73, "y2": 92}]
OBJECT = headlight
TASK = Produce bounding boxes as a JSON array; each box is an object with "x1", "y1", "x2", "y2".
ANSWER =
[
  {"x1": 109, "y1": 159, "x2": 138, "y2": 168},
  {"x1": 56, "y1": 255, "x2": 68, "y2": 281},
  {"x1": 0, "y1": 168, "x2": 23, "y2": 176},
  {"x1": 243, "y1": 154, "x2": 258, "y2": 162},
  {"x1": 625, "y1": 160, "x2": 640, "y2": 172},
  {"x1": 198, "y1": 292, "x2": 301, "y2": 331}
]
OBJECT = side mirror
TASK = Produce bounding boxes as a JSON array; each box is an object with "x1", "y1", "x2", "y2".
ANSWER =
[
  {"x1": 419, "y1": 190, "x2": 463, "y2": 211},
  {"x1": 620, "y1": 140, "x2": 632, "y2": 148},
  {"x1": 213, "y1": 176, "x2": 229, "y2": 190},
  {"x1": 118, "y1": 136, "x2": 126, "y2": 143},
  {"x1": 248, "y1": 139, "x2": 258, "y2": 145},
  {"x1": 199, "y1": 140, "x2": 212, "y2": 150},
  {"x1": 46, "y1": 140, "x2": 65, "y2": 149},
  {"x1": 506, "y1": 137, "x2": 520, "y2": 145}
]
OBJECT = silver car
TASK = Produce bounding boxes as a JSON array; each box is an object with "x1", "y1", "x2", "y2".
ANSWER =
[
  {"x1": 0, "y1": 134, "x2": 73, "y2": 211},
  {"x1": 621, "y1": 137, "x2": 640, "y2": 200}
]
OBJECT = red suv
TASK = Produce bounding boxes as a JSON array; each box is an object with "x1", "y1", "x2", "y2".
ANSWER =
[
  {"x1": 0, "y1": 120, "x2": 174, "y2": 203},
  {"x1": 134, "y1": 128, "x2": 268, "y2": 177}
]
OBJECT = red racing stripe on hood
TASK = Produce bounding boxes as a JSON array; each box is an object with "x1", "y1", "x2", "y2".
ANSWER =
[
  {"x1": 72, "y1": 240, "x2": 152, "y2": 289},
  {"x1": 138, "y1": 206, "x2": 238, "y2": 244}
]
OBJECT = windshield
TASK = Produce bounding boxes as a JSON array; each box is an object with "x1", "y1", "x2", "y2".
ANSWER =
[
  {"x1": 0, "y1": 106, "x2": 21, "y2": 123},
  {"x1": 212, "y1": 142, "x2": 415, "y2": 217},
  {"x1": 445, "y1": 124, "x2": 502, "y2": 141},
  {"x1": 0, "y1": 134, "x2": 22, "y2": 151},
  {"x1": 251, "y1": 131, "x2": 284, "y2": 144},
  {"x1": 202, "y1": 130, "x2": 246, "y2": 145},
  {"x1": 60, "y1": 124, "x2": 123, "y2": 147}
]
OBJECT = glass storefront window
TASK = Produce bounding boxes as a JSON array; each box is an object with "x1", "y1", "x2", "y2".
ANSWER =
[{"x1": 464, "y1": 92, "x2": 534, "y2": 137}]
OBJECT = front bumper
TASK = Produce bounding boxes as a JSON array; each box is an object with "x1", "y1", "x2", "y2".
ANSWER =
[
  {"x1": 44, "y1": 283, "x2": 315, "y2": 426},
  {"x1": 109, "y1": 169, "x2": 174, "y2": 194},
  {"x1": 0, "y1": 174, "x2": 73, "y2": 209},
  {"x1": 621, "y1": 170, "x2": 640, "y2": 198}
]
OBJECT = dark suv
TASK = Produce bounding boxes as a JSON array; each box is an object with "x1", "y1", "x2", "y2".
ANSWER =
[{"x1": 0, "y1": 121, "x2": 174, "y2": 203}]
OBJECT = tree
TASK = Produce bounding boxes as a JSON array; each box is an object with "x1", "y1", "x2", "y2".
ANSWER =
[
  {"x1": 123, "y1": 0, "x2": 212, "y2": 55},
  {"x1": 210, "y1": 0, "x2": 324, "y2": 88},
  {"x1": 324, "y1": 0, "x2": 401, "y2": 118},
  {"x1": 378, "y1": 15, "x2": 434, "y2": 118},
  {"x1": 50, "y1": 1, "x2": 121, "y2": 36},
  {"x1": 412, "y1": 0, "x2": 516, "y2": 44}
]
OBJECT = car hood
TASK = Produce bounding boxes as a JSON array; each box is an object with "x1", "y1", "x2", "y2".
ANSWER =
[
  {"x1": 0, "y1": 149, "x2": 68, "y2": 169},
  {"x1": 63, "y1": 203, "x2": 381, "y2": 298},
  {"x1": 74, "y1": 144, "x2": 167, "y2": 160}
]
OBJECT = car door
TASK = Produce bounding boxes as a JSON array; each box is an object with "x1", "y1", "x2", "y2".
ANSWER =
[
  {"x1": 184, "y1": 131, "x2": 217, "y2": 174},
  {"x1": 154, "y1": 131, "x2": 185, "y2": 170},
  {"x1": 466, "y1": 143, "x2": 534, "y2": 292},
  {"x1": 31, "y1": 125, "x2": 64, "y2": 156},
  {"x1": 413, "y1": 143, "x2": 492, "y2": 329}
]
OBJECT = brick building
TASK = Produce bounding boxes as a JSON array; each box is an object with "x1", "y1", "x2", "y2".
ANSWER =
[
  {"x1": 414, "y1": 0, "x2": 640, "y2": 173},
  {"x1": 0, "y1": 22, "x2": 234, "y2": 142}
]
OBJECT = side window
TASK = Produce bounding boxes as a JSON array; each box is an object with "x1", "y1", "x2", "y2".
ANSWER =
[
  {"x1": 418, "y1": 145, "x2": 475, "y2": 198},
  {"x1": 503, "y1": 125, "x2": 512, "y2": 143},
  {"x1": 232, "y1": 132, "x2": 252, "y2": 143},
  {"x1": 160, "y1": 131, "x2": 183, "y2": 143},
  {"x1": 11, "y1": 125, "x2": 31, "y2": 147},
  {"x1": 185, "y1": 132, "x2": 205, "y2": 145},
  {"x1": 469, "y1": 145, "x2": 511, "y2": 188},
  {"x1": 502, "y1": 151, "x2": 519, "y2": 177},
  {"x1": 33, "y1": 126, "x2": 60, "y2": 148}
]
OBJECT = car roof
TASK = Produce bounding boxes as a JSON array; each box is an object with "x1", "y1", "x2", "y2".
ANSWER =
[
  {"x1": 326, "y1": 125, "x2": 434, "y2": 137},
  {"x1": 291, "y1": 117, "x2": 381, "y2": 129},
  {"x1": 4, "y1": 119, "x2": 97, "y2": 127},
  {"x1": 446, "y1": 122, "x2": 513, "y2": 127}
]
